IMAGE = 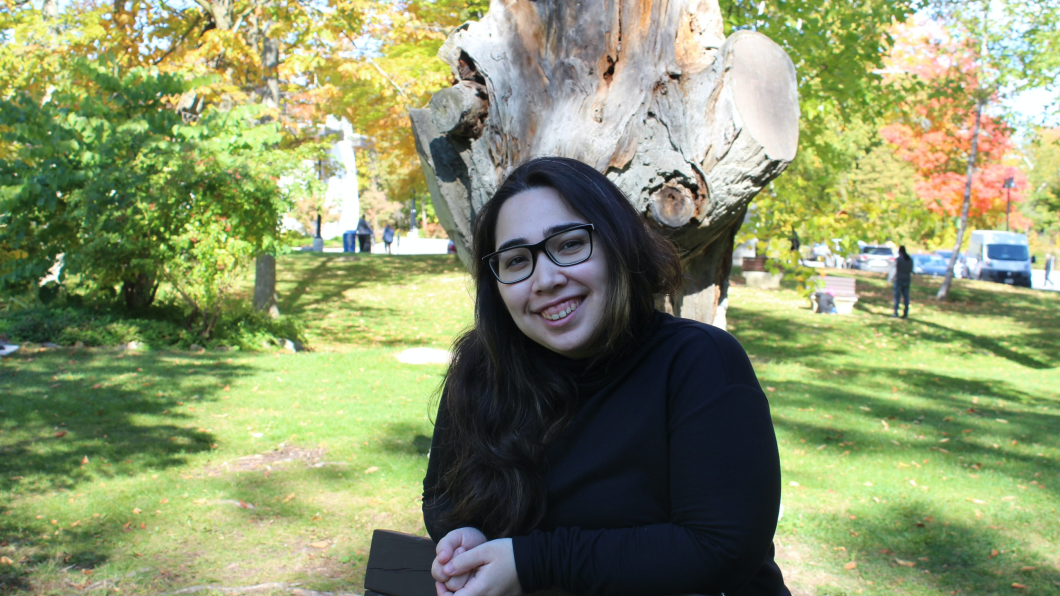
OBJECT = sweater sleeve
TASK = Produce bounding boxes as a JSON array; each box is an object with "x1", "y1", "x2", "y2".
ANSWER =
[{"x1": 511, "y1": 329, "x2": 782, "y2": 596}]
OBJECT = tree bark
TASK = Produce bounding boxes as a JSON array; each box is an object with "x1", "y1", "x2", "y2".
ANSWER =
[
  {"x1": 937, "y1": 96, "x2": 984, "y2": 302},
  {"x1": 253, "y1": 254, "x2": 280, "y2": 317},
  {"x1": 252, "y1": 15, "x2": 281, "y2": 316},
  {"x1": 410, "y1": 0, "x2": 799, "y2": 327},
  {"x1": 121, "y1": 272, "x2": 158, "y2": 310}
]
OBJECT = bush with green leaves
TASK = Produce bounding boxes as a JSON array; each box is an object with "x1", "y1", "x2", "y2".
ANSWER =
[
  {"x1": 0, "y1": 60, "x2": 322, "y2": 336},
  {"x1": 0, "y1": 302, "x2": 306, "y2": 350}
]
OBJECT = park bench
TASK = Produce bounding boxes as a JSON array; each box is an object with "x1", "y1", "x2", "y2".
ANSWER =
[
  {"x1": 811, "y1": 276, "x2": 858, "y2": 315},
  {"x1": 364, "y1": 530, "x2": 562, "y2": 596}
]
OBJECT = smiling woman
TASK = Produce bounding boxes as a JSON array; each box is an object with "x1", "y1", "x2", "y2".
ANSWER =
[{"x1": 422, "y1": 157, "x2": 790, "y2": 596}]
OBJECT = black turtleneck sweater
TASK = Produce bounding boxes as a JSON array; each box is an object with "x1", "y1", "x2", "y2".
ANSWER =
[{"x1": 423, "y1": 312, "x2": 789, "y2": 596}]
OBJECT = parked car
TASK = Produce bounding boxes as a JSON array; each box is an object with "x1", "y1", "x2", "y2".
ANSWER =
[
  {"x1": 934, "y1": 249, "x2": 965, "y2": 278},
  {"x1": 966, "y1": 230, "x2": 1033, "y2": 287},
  {"x1": 912, "y1": 253, "x2": 948, "y2": 276},
  {"x1": 850, "y1": 245, "x2": 895, "y2": 273}
]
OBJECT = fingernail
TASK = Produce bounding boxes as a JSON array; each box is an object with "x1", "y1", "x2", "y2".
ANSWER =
[{"x1": 443, "y1": 564, "x2": 454, "y2": 574}]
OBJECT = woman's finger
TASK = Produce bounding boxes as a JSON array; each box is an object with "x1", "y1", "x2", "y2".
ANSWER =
[
  {"x1": 432, "y1": 557, "x2": 451, "y2": 583},
  {"x1": 436, "y1": 580, "x2": 453, "y2": 596},
  {"x1": 443, "y1": 544, "x2": 492, "y2": 577},
  {"x1": 444, "y1": 571, "x2": 470, "y2": 592}
]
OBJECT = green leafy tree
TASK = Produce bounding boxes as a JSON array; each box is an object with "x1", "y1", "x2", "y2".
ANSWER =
[
  {"x1": 0, "y1": 61, "x2": 319, "y2": 334},
  {"x1": 1022, "y1": 127, "x2": 1060, "y2": 246},
  {"x1": 724, "y1": 0, "x2": 921, "y2": 282},
  {"x1": 925, "y1": 0, "x2": 1060, "y2": 299}
]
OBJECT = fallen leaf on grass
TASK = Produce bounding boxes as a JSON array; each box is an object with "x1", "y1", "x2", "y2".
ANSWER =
[
  {"x1": 844, "y1": 562, "x2": 857, "y2": 570},
  {"x1": 766, "y1": 387, "x2": 776, "y2": 392},
  {"x1": 1020, "y1": 566, "x2": 1036, "y2": 572},
  {"x1": 365, "y1": 466, "x2": 380, "y2": 474},
  {"x1": 896, "y1": 559, "x2": 917, "y2": 567},
  {"x1": 1011, "y1": 583, "x2": 1027, "y2": 589},
  {"x1": 990, "y1": 549, "x2": 1000, "y2": 559},
  {"x1": 238, "y1": 500, "x2": 254, "y2": 509},
  {"x1": 0, "y1": 556, "x2": 13, "y2": 565},
  {"x1": 1002, "y1": 496, "x2": 1017, "y2": 502},
  {"x1": 282, "y1": 493, "x2": 295, "y2": 503},
  {"x1": 80, "y1": 456, "x2": 89, "y2": 465},
  {"x1": 132, "y1": 508, "x2": 141, "y2": 515},
  {"x1": 55, "y1": 431, "x2": 67, "y2": 438},
  {"x1": 310, "y1": 541, "x2": 329, "y2": 549}
]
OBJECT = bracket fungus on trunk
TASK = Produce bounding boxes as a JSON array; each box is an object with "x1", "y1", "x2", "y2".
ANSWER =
[{"x1": 410, "y1": 0, "x2": 799, "y2": 326}]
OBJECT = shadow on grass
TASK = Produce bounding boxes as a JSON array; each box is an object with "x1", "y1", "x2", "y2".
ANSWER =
[
  {"x1": 732, "y1": 275, "x2": 1060, "y2": 371},
  {"x1": 275, "y1": 254, "x2": 466, "y2": 348},
  {"x1": 0, "y1": 349, "x2": 250, "y2": 588},
  {"x1": 766, "y1": 368, "x2": 1058, "y2": 492},
  {"x1": 794, "y1": 499, "x2": 1060, "y2": 593},
  {"x1": 377, "y1": 421, "x2": 433, "y2": 457}
]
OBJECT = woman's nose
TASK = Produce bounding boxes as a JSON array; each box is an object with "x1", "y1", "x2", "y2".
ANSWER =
[{"x1": 530, "y1": 251, "x2": 566, "y2": 292}]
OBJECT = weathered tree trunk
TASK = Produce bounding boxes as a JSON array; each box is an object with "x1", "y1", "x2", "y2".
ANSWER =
[
  {"x1": 937, "y1": 95, "x2": 984, "y2": 302},
  {"x1": 410, "y1": 0, "x2": 799, "y2": 326}
]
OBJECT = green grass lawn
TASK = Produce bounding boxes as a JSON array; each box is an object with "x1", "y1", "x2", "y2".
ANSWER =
[{"x1": 1, "y1": 254, "x2": 1058, "y2": 596}]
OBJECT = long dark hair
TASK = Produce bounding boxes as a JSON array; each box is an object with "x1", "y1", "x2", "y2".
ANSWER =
[{"x1": 436, "y1": 157, "x2": 682, "y2": 538}]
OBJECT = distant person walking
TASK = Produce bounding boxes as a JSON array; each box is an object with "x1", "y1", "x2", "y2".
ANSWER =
[
  {"x1": 1045, "y1": 253, "x2": 1055, "y2": 286},
  {"x1": 382, "y1": 223, "x2": 395, "y2": 255},
  {"x1": 889, "y1": 245, "x2": 914, "y2": 318},
  {"x1": 356, "y1": 214, "x2": 373, "y2": 253}
]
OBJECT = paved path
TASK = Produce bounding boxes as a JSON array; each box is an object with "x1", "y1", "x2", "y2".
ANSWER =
[{"x1": 1032, "y1": 270, "x2": 1059, "y2": 292}]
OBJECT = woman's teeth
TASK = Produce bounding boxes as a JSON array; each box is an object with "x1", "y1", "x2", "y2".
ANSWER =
[{"x1": 542, "y1": 299, "x2": 580, "y2": 321}]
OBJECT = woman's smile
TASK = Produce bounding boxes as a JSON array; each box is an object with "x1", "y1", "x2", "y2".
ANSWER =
[{"x1": 537, "y1": 297, "x2": 583, "y2": 322}]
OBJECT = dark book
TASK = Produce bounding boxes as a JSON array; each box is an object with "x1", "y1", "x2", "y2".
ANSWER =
[{"x1": 364, "y1": 530, "x2": 438, "y2": 596}]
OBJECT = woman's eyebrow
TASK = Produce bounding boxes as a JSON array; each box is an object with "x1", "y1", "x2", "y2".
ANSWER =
[
  {"x1": 543, "y1": 221, "x2": 587, "y2": 237},
  {"x1": 496, "y1": 222, "x2": 586, "y2": 251},
  {"x1": 497, "y1": 237, "x2": 529, "y2": 251}
]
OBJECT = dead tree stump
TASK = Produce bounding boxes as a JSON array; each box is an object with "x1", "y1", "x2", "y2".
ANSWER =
[{"x1": 410, "y1": 0, "x2": 799, "y2": 327}]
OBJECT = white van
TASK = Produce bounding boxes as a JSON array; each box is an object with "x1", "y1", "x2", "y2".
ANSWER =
[{"x1": 966, "y1": 230, "x2": 1033, "y2": 288}]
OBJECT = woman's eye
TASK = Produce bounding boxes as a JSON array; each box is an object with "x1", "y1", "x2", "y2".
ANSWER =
[
  {"x1": 505, "y1": 255, "x2": 528, "y2": 270},
  {"x1": 560, "y1": 240, "x2": 584, "y2": 251}
]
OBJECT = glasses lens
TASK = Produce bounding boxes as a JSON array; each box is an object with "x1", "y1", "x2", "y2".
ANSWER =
[
  {"x1": 491, "y1": 247, "x2": 534, "y2": 283},
  {"x1": 546, "y1": 227, "x2": 592, "y2": 265}
]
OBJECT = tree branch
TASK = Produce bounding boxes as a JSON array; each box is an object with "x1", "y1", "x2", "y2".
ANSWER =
[{"x1": 154, "y1": 13, "x2": 203, "y2": 65}]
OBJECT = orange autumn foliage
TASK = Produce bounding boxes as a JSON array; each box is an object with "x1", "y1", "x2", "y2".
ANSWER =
[{"x1": 880, "y1": 21, "x2": 1032, "y2": 231}]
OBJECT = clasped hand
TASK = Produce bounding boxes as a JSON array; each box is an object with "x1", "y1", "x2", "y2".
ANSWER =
[{"x1": 431, "y1": 527, "x2": 524, "y2": 596}]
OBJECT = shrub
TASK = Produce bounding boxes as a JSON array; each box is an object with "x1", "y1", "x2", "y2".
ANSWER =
[{"x1": 0, "y1": 303, "x2": 307, "y2": 351}]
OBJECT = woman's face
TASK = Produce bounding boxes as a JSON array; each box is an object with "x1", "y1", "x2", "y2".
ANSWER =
[{"x1": 493, "y1": 187, "x2": 609, "y2": 359}]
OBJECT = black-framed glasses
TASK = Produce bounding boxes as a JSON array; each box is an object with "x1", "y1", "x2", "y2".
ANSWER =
[{"x1": 483, "y1": 223, "x2": 595, "y2": 284}]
